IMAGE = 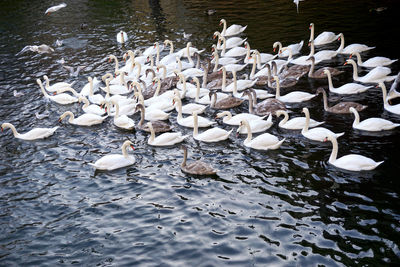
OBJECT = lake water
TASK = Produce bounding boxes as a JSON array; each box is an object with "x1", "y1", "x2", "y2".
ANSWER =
[{"x1": 1, "y1": 0, "x2": 400, "y2": 266}]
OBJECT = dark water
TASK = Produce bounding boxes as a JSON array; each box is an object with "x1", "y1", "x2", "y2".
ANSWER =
[{"x1": 1, "y1": 0, "x2": 400, "y2": 266}]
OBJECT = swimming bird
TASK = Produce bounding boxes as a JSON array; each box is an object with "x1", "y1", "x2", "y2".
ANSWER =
[
  {"x1": 16, "y1": 45, "x2": 54, "y2": 55},
  {"x1": 63, "y1": 65, "x2": 86, "y2": 77},
  {"x1": 89, "y1": 140, "x2": 136, "y2": 171},
  {"x1": 117, "y1": 31, "x2": 128, "y2": 44},
  {"x1": 13, "y1": 90, "x2": 24, "y2": 97},
  {"x1": 1, "y1": 123, "x2": 58, "y2": 141},
  {"x1": 294, "y1": 0, "x2": 303, "y2": 13},
  {"x1": 45, "y1": 3, "x2": 67, "y2": 15},
  {"x1": 180, "y1": 145, "x2": 217, "y2": 175}
]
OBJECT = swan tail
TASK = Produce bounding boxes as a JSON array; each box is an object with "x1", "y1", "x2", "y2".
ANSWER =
[
  {"x1": 269, "y1": 138, "x2": 285, "y2": 150},
  {"x1": 336, "y1": 132, "x2": 345, "y2": 138}
]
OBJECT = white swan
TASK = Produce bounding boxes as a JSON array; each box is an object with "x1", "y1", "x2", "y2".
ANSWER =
[
  {"x1": 116, "y1": 31, "x2": 128, "y2": 44},
  {"x1": 273, "y1": 76, "x2": 316, "y2": 103},
  {"x1": 211, "y1": 51, "x2": 239, "y2": 66},
  {"x1": 79, "y1": 76, "x2": 100, "y2": 97},
  {"x1": 324, "y1": 69, "x2": 372, "y2": 94},
  {"x1": 378, "y1": 82, "x2": 400, "y2": 115},
  {"x1": 219, "y1": 18, "x2": 247, "y2": 37},
  {"x1": 43, "y1": 75, "x2": 74, "y2": 92},
  {"x1": 37, "y1": 78, "x2": 79, "y2": 105},
  {"x1": 147, "y1": 122, "x2": 187, "y2": 146},
  {"x1": 58, "y1": 111, "x2": 108, "y2": 126},
  {"x1": 89, "y1": 140, "x2": 135, "y2": 171},
  {"x1": 223, "y1": 70, "x2": 257, "y2": 93},
  {"x1": 237, "y1": 119, "x2": 285, "y2": 151},
  {"x1": 173, "y1": 96, "x2": 216, "y2": 128},
  {"x1": 79, "y1": 96, "x2": 105, "y2": 116},
  {"x1": 349, "y1": 107, "x2": 400, "y2": 131},
  {"x1": 1, "y1": 123, "x2": 58, "y2": 140},
  {"x1": 173, "y1": 89, "x2": 206, "y2": 115},
  {"x1": 220, "y1": 39, "x2": 249, "y2": 57},
  {"x1": 236, "y1": 114, "x2": 273, "y2": 134},
  {"x1": 111, "y1": 101, "x2": 135, "y2": 130},
  {"x1": 178, "y1": 75, "x2": 209, "y2": 99},
  {"x1": 273, "y1": 40, "x2": 304, "y2": 58},
  {"x1": 136, "y1": 93, "x2": 170, "y2": 120},
  {"x1": 351, "y1": 52, "x2": 398, "y2": 68},
  {"x1": 310, "y1": 37, "x2": 343, "y2": 62},
  {"x1": 214, "y1": 31, "x2": 247, "y2": 50},
  {"x1": 345, "y1": 59, "x2": 396, "y2": 83},
  {"x1": 276, "y1": 110, "x2": 324, "y2": 130},
  {"x1": 301, "y1": 107, "x2": 344, "y2": 141},
  {"x1": 192, "y1": 111, "x2": 232, "y2": 142},
  {"x1": 282, "y1": 46, "x2": 320, "y2": 66},
  {"x1": 308, "y1": 23, "x2": 340, "y2": 46},
  {"x1": 253, "y1": 49, "x2": 277, "y2": 64},
  {"x1": 216, "y1": 111, "x2": 265, "y2": 126},
  {"x1": 324, "y1": 135, "x2": 383, "y2": 171},
  {"x1": 337, "y1": 33, "x2": 375, "y2": 54}
]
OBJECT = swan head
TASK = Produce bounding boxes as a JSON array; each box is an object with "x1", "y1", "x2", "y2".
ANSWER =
[
  {"x1": 316, "y1": 87, "x2": 326, "y2": 95},
  {"x1": 323, "y1": 134, "x2": 335, "y2": 143},
  {"x1": 58, "y1": 111, "x2": 73, "y2": 122},
  {"x1": 219, "y1": 19, "x2": 226, "y2": 25},
  {"x1": 123, "y1": 140, "x2": 135, "y2": 151},
  {"x1": 1, "y1": 123, "x2": 12, "y2": 132},
  {"x1": 349, "y1": 107, "x2": 357, "y2": 114},
  {"x1": 216, "y1": 111, "x2": 231, "y2": 119},
  {"x1": 309, "y1": 23, "x2": 314, "y2": 30},
  {"x1": 323, "y1": 69, "x2": 330, "y2": 74},
  {"x1": 344, "y1": 59, "x2": 355, "y2": 66},
  {"x1": 134, "y1": 103, "x2": 145, "y2": 113},
  {"x1": 275, "y1": 110, "x2": 287, "y2": 117},
  {"x1": 302, "y1": 107, "x2": 309, "y2": 115},
  {"x1": 36, "y1": 78, "x2": 43, "y2": 86}
]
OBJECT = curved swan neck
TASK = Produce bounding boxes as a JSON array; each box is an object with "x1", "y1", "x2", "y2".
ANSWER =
[
  {"x1": 351, "y1": 109, "x2": 360, "y2": 126},
  {"x1": 137, "y1": 105, "x2": 145, "y2": 126},
  {"x1": 154, "y1": 78, "x2": 161, "y2": 97},
  {"x1": 2, "y1": 123, "x2": 19, "y2": 137},
  {"x1": 192, "y1": 112, "x2": 199, "y2": 136},
  {"x1": 242, "y1": 120, "x2": 252, "y2": 143},
  {"x1": 347, "y1": 59, "x2": 359, "y2": 80},
  {"x1": 328, "y1": 137, "x2": 338, "y2": 163},
  {"x1": 121, "y1": 141, "x2": 131, "y2": 158},
  {"x1": 354, "y1": 52, "x2": 363, "y2": 65},
  {"x1": 302, "y1": 108, "x2": 310, "y2": 132},
  {"x1": 186, "y1": 43, "x2": 194, "y2": 65},
  {"x1": 278, "y1": 112, "x2": 289, "y2": 126},
  {"x1": 379, "y1": 83, "x2": 389, "y2": 106},
  {"x1": 319, "y1": 89, "x2": 329, "y2": 111},
  {"x1": 336, "y1": 34, "x2": 344, "y2": 53},
  {"x1": 37, "y1": 79, "x2": 50, "y2": 97},
  {"x1": 220, "y1": 19, "x2": 227, "y2": 36},
  {"x1": 110, "y1": 55, "x2": 119, "y2": 73}
]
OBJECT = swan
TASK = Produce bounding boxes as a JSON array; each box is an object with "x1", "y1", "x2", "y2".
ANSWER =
[
  {"x1": 316, "y1": 87, "x2": 367, "y2": 113},
  {"x1": 16, "y1": 44, "x2": 54, "y2": 55},
  {"x1": 273, "y1": 76, "x2": 316, "y2": 103},
  {"x1": 89, "y1": 140, "x2": 136, "y2": 171},
  {"x1": 310, "y1": 37, "x2": 343, "y2": 62},
  {"x1": 79, "y1": 96, "x2": 105, "y2": 116},
  {"x1": 282, "y1": 46, "x2": 320, "y2": 66},
  {"x1": 273, "y1": 40, "x2": 304, "y2": 58},
  {"x1": 350, "y1": 52, "x2": 398, "y2": 68},
  {"x1": 116, "y1": 31, "x2": 128, "y2": 44},
  {"x1": 45, "y1": 3, "x2": 67, "y2": 15},
  {"x1": 173, "y1": 96, "x2": 216, "y2": 128},
  {"x1": 324, "y1": 69, "x2": 372, "y2": 94},
  {"x1": 220, "y1": 39, "x2": 249, "y2": 57},
  {"x1": 216, "y1": 111, "x2": 265, "y2": 126},
  {"x1": 337, "y1": 33, "x2": 375, "y2": 54},
  {"x1": 192, "y1": 111, "x2": 232, "y2": 143},
  {"x1": 173, "y1": 89, "x2": 207, "y2": 114},
  {"x1": 244, "y1": 89, "x2": 287, "y2": 116},
  {"x1": 37, "y1": 78, "x2": 79, "y2": 105},
  {"x1": 236, "y1": 114, "x2": 273, "y2": 134},
  {"x1": 219, "y1": 18, "x2": 247, "y2": 37},
  {"x1": 209, "y1": 91, "x2": 243, "y2": 109},
  {"x1": 135, "y1": 93, "x2": 171, "y2": 120},
  {"x1": 307, "y1": 56, "x2": 344, "y2": 79},
  {"x1": 301, "y1": 107, "x2": 344, "y2": 141},
  {"x1": 101, "y1": 73, "x2": 131, "y2": 95},
  {"x1": 275, "y1": 110, "x2": 324, "y2": 130},
  {"x1": 223, "y1": 70, "x2": 257, "y2": 93},
  {"x1": 180, "y1": 145, "x2": 217, "y2": 175},
  {"x1": 58, "y1": 111, "x2": 108, "y2": 126},
  {"x1": 349, "y1": 107, "x2": 400, "y2": 131},
  {"x1": 211, "y1": 51, "x2": 239, "y2": 66},
  {"x1": 176, "y1": 42, "x2": 205, "y2": 58},
  {"x1": 1, "y1": 123, "x2": 58, "y2": 141},
  {"x1": 111, "y1": 101, "x2": 135, "y2": 130},
  {"x1": 135, "y1": 104, "x2": 173, "y2": 133},
  {"x1": 252, "y1": 49, "x2": 276, "y2": 64},
  {"x1": 237, "y1": 119, "x2": 285, "y2": 151},
  {"x1": 214, "y1": 31, "x2": 247, "y2": 50},
  {"x1": 387, "y1": 72, "x2": 400, "y2": 101},
  {"x1": 108, "y1": 54, "x2": 120, "y2": 74},
  {"x1": 159, "y1": 40, "x2": 181, "y2": 66},
  {"x1": 147, "y1": 122, "x2": 187, "y2": 146},
  {"x1": 324, "y1": 135, "x2": 383, "y2": 171},
  {"x1": 42, "y1": 75, "x2": 74, "y2": 92},
  {"x1": 378, "y1": 82, "x2": 400, "y2": 115},
  {"x1": 308, "y1": 23, "x2": 340, "y2": 46},
  {"x1": 345, "y1": 59, "x2": 396, "y2": 84},
  {"x1": 143, "y1": 41, "x2": 164, "y2": 57},
  {"x1": 79, "y1": 76, "x2": 100, "y2": 97}
]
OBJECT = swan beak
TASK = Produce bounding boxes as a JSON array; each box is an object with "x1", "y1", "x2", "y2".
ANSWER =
[
  {"x1": 58, "y1": 118, "x2": 62, "y2": 123},
  {"x1": 172, "y1": 100, "x2": 175, "y2": 105},
  {"x1": 344, "y1": 62, "x2": 348, "y2": 66},
  {"x1": 323, "y1": 137, "x2": 328, "y2": 142},
  {"x1": 236, "y1": 132, "x2": 240, "y2": 137},
  {"x1": 308, "y1": 42, "x2": 311, "y2": 47},
  {"x1": 130, "y1": 144, "x2": 135, "y2": 150},
  {"x1": 349, "y1": 54, "x2": 353, "y2": 59},
  {"x1": 273, "y1": 47, "x2": 276, "y2": 52},
  {"x1": 52, "y1": 92, "x2": 57, "y2": 95},
  {"x1": 156, "y1": 67, "x2": 159, "y2": 72},
  {"x1": 1, "y1": 127, "x2": 3, "y2": 132}
]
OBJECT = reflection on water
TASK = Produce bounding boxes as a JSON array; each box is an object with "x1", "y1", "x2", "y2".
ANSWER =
[{"x1": 0, "y1": 0, "x2": 400, "y2": 266}]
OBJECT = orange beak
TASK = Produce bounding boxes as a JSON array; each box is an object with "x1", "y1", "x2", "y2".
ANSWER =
[
  {"x1": 349, "y1": 54, "x2": 353, "y2": 59},
  {"x1": 130, "y1": 144, "x2": 135, "y2": 150},
  {"x1": 273, "y1": 47, "x2": 276, "y2": 52}
]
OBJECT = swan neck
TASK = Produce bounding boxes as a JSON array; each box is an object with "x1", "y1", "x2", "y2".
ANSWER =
[
  {"x1": 175, "y1": 97, "x2": 183, "y2": 119},
  {"x1": 202, "y1": 66, "x2": 208, "y2": 88},
  {"x1": 279, "y1": 112, "x2": 289, "y2": 126},
  {"x1": 181, "y1": 147, "x2": 187, "y2": 167},
  {"x1": 121, "y1": 142, "x2": 130, "y2": 158},
  {"x1": 148, "y1": 123, "x2": 155, "y2": 143},
  {"x1": 193, "y1": 114, "x2": 199, "y2": 136},
  {"x1": 38, "y1": 80, "x2": 49, "y2": 97},
  {"x1": 308, "y1": 58, "x2": 315, "y2": 77},
  {"x1": 114, "y1": 102, "x2": 120, "y2": 117},
  {"x1": 302, "y1": 109, "x2": 310, "y2": 132},
  {"x1": 210, "y1": 93, "x2": 216, "y2": 108},
  {"x1": 247, "y1": 92, "x2": 254, "y2": 114},
  {"x1": 195, "y1": 79, "x2": 200, "y2": 102},
  {"x1": 3, "y1": 123, "x2": 19, "y2": 137},
  {"x1": 308, "y1": 41, "x2": 315, "y2": 57},
  {"x1": 326, "y1": 71, "x2": 334, "y2": 90},
  {"x1": 349, "y1": 60, "x2": 359, "y2": 80},
  {"x1": 275, "y1": 78, "x2": 280, "y2": 98},
  {"x1": 221, "y1": 37, "x2": 226, "y2": 56},
  {"x1": 243, "y1": 120, "x2": 252, "y2": 143},
  {"x1": 138, "y1": 105, "x2": 145, "y2": 126},
  {"x1": 154, "y1": 79, "x2": 161, "y2": 97},
  {"x1": 250, "y1": 57, "x2": 256, "y2": 79},
  {"x1": 336, "y1": 35, "x2": 344, "y2": 53},
  {"x1": 221, "y1": 68, "x2": 226, "y2": 90},
  {"x1": 352, "y1": 109, "x2": 360, "y2": 126},
  {"x1": 355, "y1": 53, "x2": 363, "y2": 65},
  {"x1": 320, "y1": 90, "x2": 329, "y2": 111},
  {"x1": 329, "y1": 137, "x2": 338, "y2": 163},
  {"x1": 309, "y1": 24, "x2": 314, "y2": 41},
  {"x1": 232, "y1": 71, "x2": 238, "y2": 94}
]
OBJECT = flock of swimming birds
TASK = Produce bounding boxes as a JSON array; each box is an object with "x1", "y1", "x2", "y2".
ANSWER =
[{"x1": 2, "y1": 3, "x2": 400, "y2": 174}]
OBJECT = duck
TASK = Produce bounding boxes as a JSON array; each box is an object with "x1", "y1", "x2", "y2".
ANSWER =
[
  {"x1": 301, "y1": 107, "x2": 344, "y2": 141},
  {"x1": 337, "y1": 33, "x2": 375, "y2": 54},
  {"x1": 316, "y1": 87, "x2": 367, "y2": 113},
  {"x1": 243, "y1": 89, "x2": 287, "y2": 116},
  {"x1": 79, "y1": 96, "x2": 105, "y2": 116},
  {"x1": 219, "y1": 18, "x2": 247, "y2": 37},
  {"x1": 308, "y1": 23, "x2": 340, "y2": 46},
  {"x1": 1, "y1": 123, "x2": 58, "y2": 141},
  {"x1": 323, "y1": 135, "x2": 383, "y2": 171},
  {"x1": 135, "y1": 104, "x2": 173, "y2": 133},
  {"x1": 180, "y1": 145, "x2": 217, "y2": 175},
  {"x1": 350, "y1": 52, "x2": 398, "y2": 68},
  {"x1": 42, "y1": 75, "x2": 74, "y2": 92},
  {"x1": 173, "y1": 96, "x2": 216, "y2": 128},
  {"x1": 216, "y1": 111, "x2": 265, "y2": 126},
  {"x1": 89, "y1": 140, "x2": 136, "y2": 171},
  {"x1": 192, "y1": 111, "x2": 232, "y2": 143},
  {"x1": 209, "y1": 91, "x2": 243, "y2": 109},
  {"x1": 324, "y1": 69, "x2": 372, "y2": 94},
  {"x1": 345, "y1": 59, "x2": 396, "y2": 83},
  {"x1": 307, "y1": 56, "x2": 344, "y2": 79},
  {"x1": 349, "y1": 107, "x2": 400, "y2": 131},
  {"x1": 273, "y1": 40, "x2": 304, "y2": 58},
  {"x1": 36, "y1": 78, "x2": 79, "y2": 105},
  {"x1": 58, "y1": 111, "x2": 108, "y2": 126},
  {"x1": 275, "y1": 110, "x2": 324, "y2": 130},
  {"x1": 236, "y1": 113, "x2": 273, "y2": 134},
  {"x1": 378, "y1": 82, "x2": 400, "y2": 115},
  {"x1": 111, "y1": 101, "x2": 135, "y2": 130},
  {"x1": 237, "y1": 119, "x2": 285, "y2": 151},
  {"x1": 146, "y1": 122, "x2": 188, "y2": 146},
  {"x1": 273, "y1": 76, "x2": 316, "y2": 103}
]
